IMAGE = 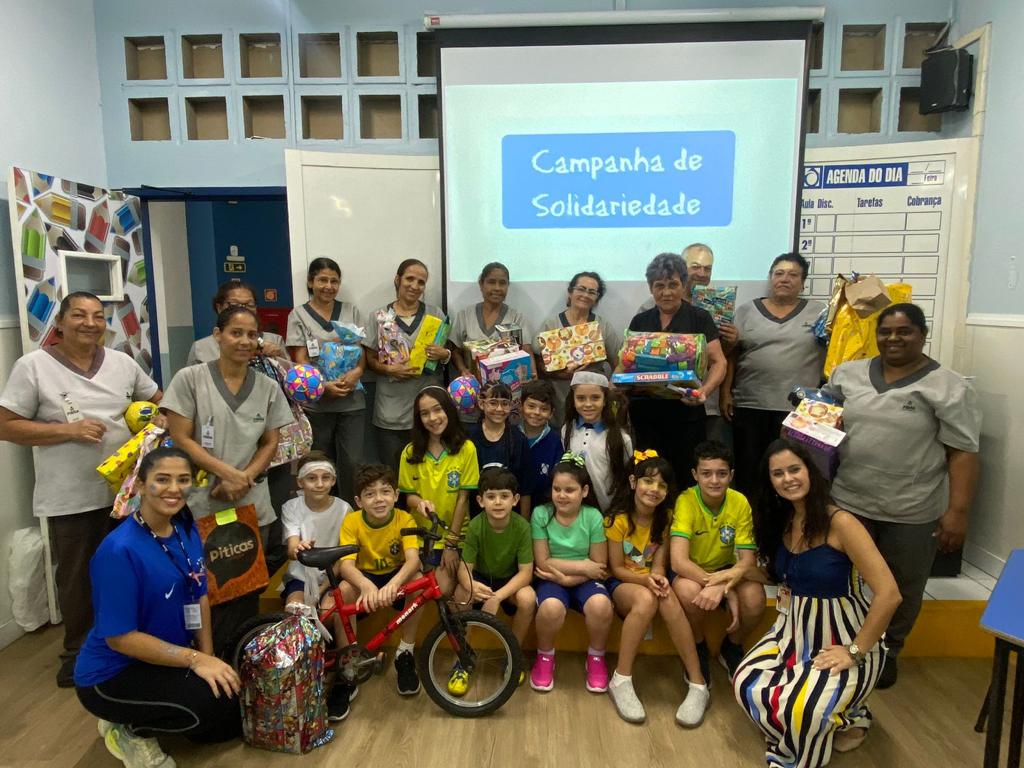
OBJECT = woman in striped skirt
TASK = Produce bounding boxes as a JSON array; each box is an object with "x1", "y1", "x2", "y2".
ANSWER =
[{"x1": 707, "y1": 439, "x2": 901, "y2": 767}]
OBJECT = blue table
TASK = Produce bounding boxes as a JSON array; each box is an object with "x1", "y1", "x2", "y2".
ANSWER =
[{"x1": 978, "y1": 549, "x2": 1024, "y2": 768}]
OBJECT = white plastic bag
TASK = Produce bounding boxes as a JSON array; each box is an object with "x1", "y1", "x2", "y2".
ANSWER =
[{"x1": 8, "y1": 527, "x2": 49, "y2": 631}]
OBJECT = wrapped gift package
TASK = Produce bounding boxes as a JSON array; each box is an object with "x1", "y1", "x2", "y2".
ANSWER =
[
  {"x1": 691, "y1": 285, "x2": 737, "y2": 327},
  {"x1": 96, "y1": 423, "x2": 164, "y2": 491},
  {"x1": 782, "y1": 398, "x2": 846, "y2": 479},
  {"x1": 374, "y1": 308, "x2": 412, "y2": 366},
  {"x1": 316, "y1": 342, "x2": 363, "y2": 384},
  {"x1": 538, "y1": 321, "x2": 607, "y2": 372},
  {"x1": 409, "y1": 315, "x2": 451, "y2": 374},
  {"x1": 241, "y1": 612, "x2": 332, "y2": 754},
  {"x1": 619, "y1": 332, "x2": 707, "y2": 379}
]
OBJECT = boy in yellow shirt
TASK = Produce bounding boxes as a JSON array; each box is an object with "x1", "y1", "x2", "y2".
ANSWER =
[
  {"x1": 335, "y1": 464, "x2": 422, "y2": 719},
  {"x1": 670, "y1": 441, "x2": 766, "y2": 681}
]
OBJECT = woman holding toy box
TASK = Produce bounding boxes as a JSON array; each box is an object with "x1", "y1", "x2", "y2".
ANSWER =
[{"x1": 536, "y1": 271, "x2": 620, "y2": 425}]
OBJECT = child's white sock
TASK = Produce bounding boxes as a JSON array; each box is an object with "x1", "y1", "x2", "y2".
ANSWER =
[
  {"x1": 611, "y1": 671, "x2": 631, "y2": 687},
  {"x1": 538, "y1": 648, "x2": 555, "y2": 656},
  {"x1": 688, "y1": 681, "x2": 709, "y2": 692},
  {"x1": 397, "y1": 640, "x2": 415, "y2": 655},
  {"x1": 587, "y1": 647, "x2": 605, "y2": 657}
]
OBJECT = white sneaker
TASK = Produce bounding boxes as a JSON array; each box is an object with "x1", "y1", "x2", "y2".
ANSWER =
[
  {"x1": 608, "y1": 677, "x2": 646, "y2": 723},
  {"x1": 675, "y1": 682, "x2": 710, "y2": 728},
  {"x1": 104, "y1": 724, "x2": 176, "y2": 768}
]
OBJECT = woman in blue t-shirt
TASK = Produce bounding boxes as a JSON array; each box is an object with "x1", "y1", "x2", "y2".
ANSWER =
[{"x1": 75, "y1": 447, "x2": 241, "y2": 767}]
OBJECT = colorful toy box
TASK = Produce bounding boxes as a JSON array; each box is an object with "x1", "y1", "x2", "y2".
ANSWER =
[
  {"x1": 611, "y1": 370, "x2": 702, "y2": 399},
  {"x1": 619, "y1": 332, "x2": 708, "y2": 379},
  {"x1": 782, "y1": 398, "x2": 846, "y2": 479},
  {"x1": 478, "y1": 349, "x2": 534, "y2": 389},
  {"x1": 537, "y1": 321, "x2": 607, "y2": 372},
  {"x1": 691, "y1": 285, "x2": 737, "y2": 327}
]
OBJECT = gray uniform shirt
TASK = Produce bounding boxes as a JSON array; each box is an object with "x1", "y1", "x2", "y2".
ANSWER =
[
  {"x1": 826, "y1": 357, "x2": 982, "y2": 524},
  {"x1": 450, "y1": 302, "x2": 530, "y2": 352},
  {"x1": 162, "y1": 362, "x2": 294, "y2": 525},
  {"x1": 732, "y1": 298, "x2": 826, "y2": 412},
  {"x1": 0, "y1": 347, "x2": 158, "y2": 517},
  {"x1": 285, "y1": 301, "x2": 366, "y2": 414},
  {"x1": 363, "y1": 302, "x2": 446, "y2": 431},
  {"x1": 186, "y1": 332, "x2": 286, "y2": 367}
]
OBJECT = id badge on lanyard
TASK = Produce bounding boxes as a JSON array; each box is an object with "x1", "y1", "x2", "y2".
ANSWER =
[
  {"x1": 777, "y1": 584, "x2": 792, "y2": 615},
  {"x1": 183, "y1": 603, "x2": 202, "y2": 630},
  {"x1": 61, "y1": 393, "x2": 83, "y2": 423},
  {"x1": 305, "y1": 338, "x2": 320, "y2": 358},
  {"x1": 201, "y1": 419, "x2": 215, "y2": 450}
]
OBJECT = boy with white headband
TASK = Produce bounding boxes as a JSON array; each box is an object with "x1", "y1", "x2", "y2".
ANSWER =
[{"x1": 281, "y1": 450, "x2": 353, "y2": 611}]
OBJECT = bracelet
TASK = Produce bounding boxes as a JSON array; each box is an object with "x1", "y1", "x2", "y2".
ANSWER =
[{"x1": 185, "y1": 650, "x2": 199, "y2": 676}]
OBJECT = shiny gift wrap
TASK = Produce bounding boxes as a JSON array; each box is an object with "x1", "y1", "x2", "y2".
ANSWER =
[{"x1": 240, "y1": 613, "x2": 332, "y2": 754}]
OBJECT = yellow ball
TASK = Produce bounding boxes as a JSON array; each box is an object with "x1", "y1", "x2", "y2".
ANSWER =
[{"x1": 124, "y1": 401, "x2": 158, "y2": 434}]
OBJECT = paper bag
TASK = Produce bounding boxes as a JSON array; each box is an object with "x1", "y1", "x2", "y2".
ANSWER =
[
  {"x1": 196, "y1": 505, "x2": 269, "y2": 605},
  {"x1": 844, "y1": 275, "x2": 891, "y2": 318}
]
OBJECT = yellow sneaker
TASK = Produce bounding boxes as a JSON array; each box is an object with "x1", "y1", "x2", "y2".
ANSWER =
[{"x1": 447, "y1": 664, "x2": 470, "y2": 697}]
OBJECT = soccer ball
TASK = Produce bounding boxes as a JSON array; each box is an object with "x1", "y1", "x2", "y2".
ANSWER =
[
  {"x1": 284, "y1": 364, "x2": 324, "y2": 402},
  {"x1": 448, "y1": 375, "x2": 480, "y2": 415},
  {"x1": 124, "y1": 401, "x2": 158, "y2": 434}
]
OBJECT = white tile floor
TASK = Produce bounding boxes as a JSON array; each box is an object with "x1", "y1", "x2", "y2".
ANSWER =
[{"x1": 924, "y1": 558, "x2": 997, "y2": 600}]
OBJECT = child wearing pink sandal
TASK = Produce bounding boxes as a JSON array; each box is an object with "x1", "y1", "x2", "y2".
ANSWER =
[{"x1": 530, "y1": 455, "x2": 613, "y2": 693}]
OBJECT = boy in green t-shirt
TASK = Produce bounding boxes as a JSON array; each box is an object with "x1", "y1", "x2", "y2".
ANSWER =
[
  {"x1": 454, "y1": 467, "x2": 536, "y2": 689},
  {"x1": 670, "y1": 441, "x2": 766, "y2": 680}
]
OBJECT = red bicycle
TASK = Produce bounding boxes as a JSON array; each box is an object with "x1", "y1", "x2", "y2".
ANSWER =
[{"x1": 227, "y1": 512, "x2": 524, "y2": 717}]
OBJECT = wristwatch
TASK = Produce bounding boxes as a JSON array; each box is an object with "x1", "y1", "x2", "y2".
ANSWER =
[{"x1": 847, "y1": 643, "x2": 866, "y2": 665}]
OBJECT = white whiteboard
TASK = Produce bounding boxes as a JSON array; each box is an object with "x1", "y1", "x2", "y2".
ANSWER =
[
  {"x1": 802, "y1": 139, "x2": 977, "y2": 369},
  {"x1": 285, "y1": 150, "x2": 442, "y2": 318}
]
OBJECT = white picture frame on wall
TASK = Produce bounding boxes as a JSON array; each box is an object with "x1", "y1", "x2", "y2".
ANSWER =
[{"x1": 57, "y1": 250, "x2": 125, "y2": 302}]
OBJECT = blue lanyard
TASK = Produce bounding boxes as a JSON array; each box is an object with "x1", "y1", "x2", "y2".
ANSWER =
[{"x1": 135, "y1": 513, "x2": 202, "y2": 602}]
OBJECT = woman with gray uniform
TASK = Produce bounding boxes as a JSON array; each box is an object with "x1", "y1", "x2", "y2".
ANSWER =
[
  {"x1": 0, "y1": 291, "x2": 160, "y2": 687},
  {"x1": 825, "y1": 302, "x2": 981, "y2": 689},
  {"x1": 287, "y1": 257, "x2": 366, "y2": 502},
  {"x1": 162, "y1": 305, "x2": 294, "y2": 652},
  {"x1": 363, "y1": 258, "x2": 450, "y2": 469},
  {"x1": 721, "y1": 253, "x2": 825, "y2": 496}
]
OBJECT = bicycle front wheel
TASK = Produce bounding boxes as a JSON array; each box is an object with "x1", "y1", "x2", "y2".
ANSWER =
[{"x1": 417, "y1": 609, "x2": 524, "y2": 717}]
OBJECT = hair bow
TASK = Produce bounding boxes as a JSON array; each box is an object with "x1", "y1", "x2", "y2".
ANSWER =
[
  {"x1": 559, "y1": 451, "x2": 586, "y2": 467},
  {"x1": 633, "y1": 449, "x2": 659, "y2": 463}
]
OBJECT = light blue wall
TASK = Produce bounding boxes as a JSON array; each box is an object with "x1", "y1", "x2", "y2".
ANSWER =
[
  {"x1": 93, "y1": 0, "x2": 955, "y2": 188},
  {"x1": 949, "y1": 0, "x2": 1023, "y2": 316}
]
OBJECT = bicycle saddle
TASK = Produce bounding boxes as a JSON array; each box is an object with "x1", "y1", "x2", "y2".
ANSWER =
[{"x1": 297, "y1": 545, "x2": 360, "y2": 570}]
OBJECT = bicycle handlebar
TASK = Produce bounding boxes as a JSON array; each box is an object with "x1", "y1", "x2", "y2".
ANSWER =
[{"x1": 400, "y1": 527, "x2": 442, "y2": 542}]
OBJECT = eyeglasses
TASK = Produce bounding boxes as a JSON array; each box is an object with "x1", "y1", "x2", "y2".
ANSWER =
[
  {"x1": 226, "y1": 302, "x2": 258, "y2": 311},
  {"x1": 483, "y1": 398, "x2": 512, "y2": 408},
  {"x1": 572, "y1": 286, "x2": 599, "y2": 297}
]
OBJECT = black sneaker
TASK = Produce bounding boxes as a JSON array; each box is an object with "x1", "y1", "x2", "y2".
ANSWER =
[
  {"x1": 876, "y1": 653, "x2": 898, "y2": 689},
  {"x1": 327, "y1": 682, "x2": 356, "y2": 722},
  {"x1": 395, "y1": 650, "x2": 421, "y2": 695},
  {"x1": 695, "y1": 641, "x2": 712, "y2": 690},
  {"x1": 56, "y1": 657, "x2": 76, "y2": 688},
  {"x1": 718, "y1": 638, "x2": 745, "y2": 679}
]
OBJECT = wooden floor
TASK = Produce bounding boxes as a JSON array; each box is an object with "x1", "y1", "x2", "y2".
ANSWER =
[{"x1": 0, "y1": 625, "x2": 1001, "y2": 768}]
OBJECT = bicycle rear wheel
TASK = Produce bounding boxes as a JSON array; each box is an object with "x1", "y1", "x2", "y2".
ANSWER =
[
  {"x1": 222, "y1": 612, "x2": 288, "y2": 671},
  {"x1": 417, "y1": 609, "x2": 524, "y2": 717}
]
